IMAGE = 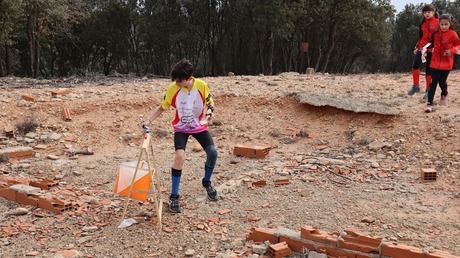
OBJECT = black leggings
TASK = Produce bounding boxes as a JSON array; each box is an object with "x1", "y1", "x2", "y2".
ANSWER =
[
  {"x1": 174, "y1": 130, "x2": 214, "y2": 150},
  {"x1": 427, "y1": 69, "x2": 450, "y2": 105},
  {"x1": 174, "y1": 130, "x2": 217, "y2": 169},
  {"x1": 413, "y1": 51, "x2": 432, "y2": 75}
]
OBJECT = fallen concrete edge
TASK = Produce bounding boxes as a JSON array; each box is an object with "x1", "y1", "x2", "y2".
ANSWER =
[{"x1": 294, "y1": 92, "x2": 402, "y2": 115}]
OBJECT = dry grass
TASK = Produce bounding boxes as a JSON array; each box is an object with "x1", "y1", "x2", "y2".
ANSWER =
[{"x1": 15, "y1": 116, "x2": 39, "y2": 135}]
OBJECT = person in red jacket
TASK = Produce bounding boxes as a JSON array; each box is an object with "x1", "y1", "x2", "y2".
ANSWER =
[
  {"x1": 425, "y1": 14, "x2": 460, "y2": 113},
  {"x1": 408, "y1": 4, "x2": 439, "y2": 97}
]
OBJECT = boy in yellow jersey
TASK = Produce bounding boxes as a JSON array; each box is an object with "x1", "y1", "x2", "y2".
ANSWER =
[{"x1": 141, "y1": 59, "x2": 218, "y2": 213}]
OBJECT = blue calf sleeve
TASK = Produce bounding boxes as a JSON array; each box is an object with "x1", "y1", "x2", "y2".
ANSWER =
[{"x1": 203, "y1": 145, "x2": 217, "y2": 185}]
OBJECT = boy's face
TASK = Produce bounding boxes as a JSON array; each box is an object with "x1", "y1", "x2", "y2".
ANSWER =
[
  {"x1": 176, "y1": 77, "x2": 192, "y2": 88},
  {"x1": 440, "y1": 19, "x2": 451, "y2": 31},
  {"x1": 423, "y1": 11, "x2": 434, "y2": 19}
]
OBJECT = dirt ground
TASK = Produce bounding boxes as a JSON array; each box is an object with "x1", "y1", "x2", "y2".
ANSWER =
[{"x1": 0, "y1": 71, "x2": 459, "y2": 258}]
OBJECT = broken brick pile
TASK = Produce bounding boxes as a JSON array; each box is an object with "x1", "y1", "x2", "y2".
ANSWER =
[
  {"x1": 0, "y1": 175, "x2": 73, "y2": 214},
  {"x1": 247, "y1": 226, "x2": 459, "y2": 258}
]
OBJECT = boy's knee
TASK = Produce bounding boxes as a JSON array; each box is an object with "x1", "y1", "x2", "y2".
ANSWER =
[
  {"x1": 175, "y1": 150, "x2": 186, "y2": 162},
  {"x1": 205, "y1": 145, "x2": 218, "y2": 167},
  {"x1": 205, "y1": 145, "x2": 218, "y2": 159}
]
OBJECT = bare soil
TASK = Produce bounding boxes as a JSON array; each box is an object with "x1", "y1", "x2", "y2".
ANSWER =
[{"x1": 0, "y1": 72, "x2": 459, "y2": 257}]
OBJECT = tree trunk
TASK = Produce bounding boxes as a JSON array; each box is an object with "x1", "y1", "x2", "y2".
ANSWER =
[
  {"x1": 321, "y1": 0, "x2": 339, "y2": 73},
  {"x1": 34, "y1": 34, "x2": 40, "y2": 78},
  {"x1": 343, "y1": 53, "x2": 360, "y2": 73},
  {"x1": 257, "y1": 33, "x2": 265, "y2": 74},
  {"x1": 314, "y1": 45, "x2": 322, "y2": 72},
  {"x1": 321, "y1": 21, "x2": 337, "y2": 73},
  {"x1": 27, "y1": 13, "x2": 37, "y2": 77},
  {"x1": 0, "y1": 51, "x2": 4, "y2": 76},
  {"x1": 267, "y1": 32, "x2": 274, "y2": 75},
  {"x1": 5, "y1": 44, "x2": 10, "y2": 75}
]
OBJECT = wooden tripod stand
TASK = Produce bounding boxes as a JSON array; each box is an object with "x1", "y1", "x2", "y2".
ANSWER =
[{"x1": 120, "y1": 127, "x2": 163, "y2": 229}]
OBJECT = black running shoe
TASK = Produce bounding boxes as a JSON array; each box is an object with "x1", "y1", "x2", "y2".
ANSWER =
[
  {"x1": 203, "y1": 184, "x2": 218, "y2": 201},
  {"x1": 169, "y1": 195, "x2": 181, "y2": 213}
]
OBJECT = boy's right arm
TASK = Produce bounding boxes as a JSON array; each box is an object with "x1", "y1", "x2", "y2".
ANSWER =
[{"x1": 141, "y1": 105, "x2": 164, "y2": 127}]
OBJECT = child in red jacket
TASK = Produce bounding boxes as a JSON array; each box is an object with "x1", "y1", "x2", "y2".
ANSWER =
[
  {"x1": 408, "y1": 4, "x2": 439, "y2": 97},
  {"x1": 425, "y1": 14, "x2": 460, "y2": 113}
]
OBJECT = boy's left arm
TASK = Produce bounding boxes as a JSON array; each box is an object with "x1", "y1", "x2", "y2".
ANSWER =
[{"x1": 204, "y1": 83, "x2": 215, "y2": 116}]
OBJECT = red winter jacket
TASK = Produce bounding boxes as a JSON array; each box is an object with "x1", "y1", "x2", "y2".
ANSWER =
[
  {"x1": 417, "y1": 17, "x2": 439, "y2": 50},
  {"x1": 429, "y1": 29, "x2": 460, "y2": 71}
]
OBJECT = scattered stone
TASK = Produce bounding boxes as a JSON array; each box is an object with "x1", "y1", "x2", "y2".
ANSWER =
[
  {"x1": 82, "y1": 226, "x2": 98, "y2": 232},
  {"x1": 252, "y1": 243, "x2": 268, "y2": 255},
  {"x1": 40, "y1": 135, "x2": 49, "y2": 142},
  {"x1": 24, "y1": 138, "x2": 35, "y2": 144},
  {"x1": 25, "y1": 132, "x2": 37, "y2": 138},
  {"x1": 47, "y1": 155, "x2": 59, "y2": 160},
  {"x1": 85, "y1": 164, "x2": 97, "y2": 169},
  {"x1": 26, "y1": 251, "x2": 39, "y2": 256},
  {"x1": 77, "y1": 236, "x2": 92, "y2": 245},
  {"x1": 53, "y1": 249, "x2": 82, "y2": 258},
  {"x1": 371, "y1": 161, "x2": 380, "y2": 168},
  {"x1": 229, "y1": 159, "x2": 239, "y2": 164},
  {"x1": 308, "y1": 251, "x2": 327, "y2": 258},
  {"x1": 361, "y1": 217, "x2": 376, "y2": 224},
  {"x1": 17, "y1": 163, "x2": 31, "y2": 169},
  {"x1": 368, "y1": 141, "x2": 387, "y2": 151},
  {"x1": 192, "y1": 144, "x2": 202, "y2": 152},
  {"x1": 185, "y1": 249, "x2": 195, "y2": 256},
  {"x1": 33, "y1": 144, "x2": 48, "y2": 150},
  {"x1": 72, "y1": 170, "x2": 82, "y2": 176},
  {"x1": 8, "y1": 207, "x2": 29, "y2": 216},
  {"x1": 48, "y1": 133, "x2": 62, "y2": 141}
]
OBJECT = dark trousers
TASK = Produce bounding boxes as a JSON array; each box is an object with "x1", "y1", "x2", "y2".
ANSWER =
[
  {"x1": 413, "y1": 51, "x2": 432, "y2": 75},
  {"x1": 427, "y1": 69, "x2": 450, "y2": 105}
]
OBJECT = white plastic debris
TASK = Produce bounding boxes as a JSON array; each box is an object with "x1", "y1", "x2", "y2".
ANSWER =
[{"x1": 118, "y1": 218, "x2": 138, "y2": 229}]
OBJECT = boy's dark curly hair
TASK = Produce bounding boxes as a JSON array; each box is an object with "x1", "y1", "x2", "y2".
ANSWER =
[{"x1": 171, "y1": 59, "x2": 194, "y2": 81}]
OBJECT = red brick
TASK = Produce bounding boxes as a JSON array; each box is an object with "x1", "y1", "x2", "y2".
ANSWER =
[
  {"x1": 247, "y1": 228, "x2": 279, "y2": 244},
  {"x1": 4, "y1": 125, "x2": 15, "y2": 137},
  {"x1": 252, "y1": 180, "x2": 267, "y2": 187},
  {"x1": 37, "y1": 196, "x2": 73, "y2": 214},
  {"x1": 269, "y1": 242, "x2": 291, "y2": 258},
  {"x1": 21, "y1": 95, "x2": 35, "y2": 102},
  {"x1": 51, "y1": 88, "x2": 71, "y2": 97},
  {"x1": 0, "y1": 188, "x2": 17, "y2": 201},
  {"x1": 381, "y1": 242, "x2": 425, "y2": 258},
  {"x1": 426, "y1": 250, "x2": 460, "y2": 258},
  {"x1": 279, "y1": 236, "x2": 315, "y2": 253},
  {"x1": 338, "y1": 228, "x2": 382, "y2": 253},
  {"x1": 0, "y1": 175, "x2": 29, "y2": 185},
  {"x1": 233, "y1": 144, "x2": 271, "y2": 158},
  {"x1": 421, "y1": 168, "x2": 437, "y2": 181},
  {"x1": 274, "y1": 178, "x2": 290, "y2": 186},
  {"x1": 63, "y1": 107, "x2": 72, "y2": 121},
  {"x1": 30, "y1": 178, "x2": 59, "y2": 190},
  {"x1": 316, "y1": 246, "x2": 358, "y2": 258},
  {"x1": 15, "y1": 192, "x2": 39, "y2": 207},
  {"x1": 0, "y1": 147, "x2": 34, "y2": 159},
  {"x1": 300, "y1": 225, "x2": 338, "y2": 246}
]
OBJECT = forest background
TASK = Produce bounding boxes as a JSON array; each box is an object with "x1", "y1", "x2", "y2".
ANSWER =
[{"x1": 0, "y1": 0, "x2": 459, "y2": 78}]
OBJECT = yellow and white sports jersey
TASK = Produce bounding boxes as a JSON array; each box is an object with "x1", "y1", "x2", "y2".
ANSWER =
[{"x1": 161, "y1": 78, "x2": 214, "y2": 133}]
